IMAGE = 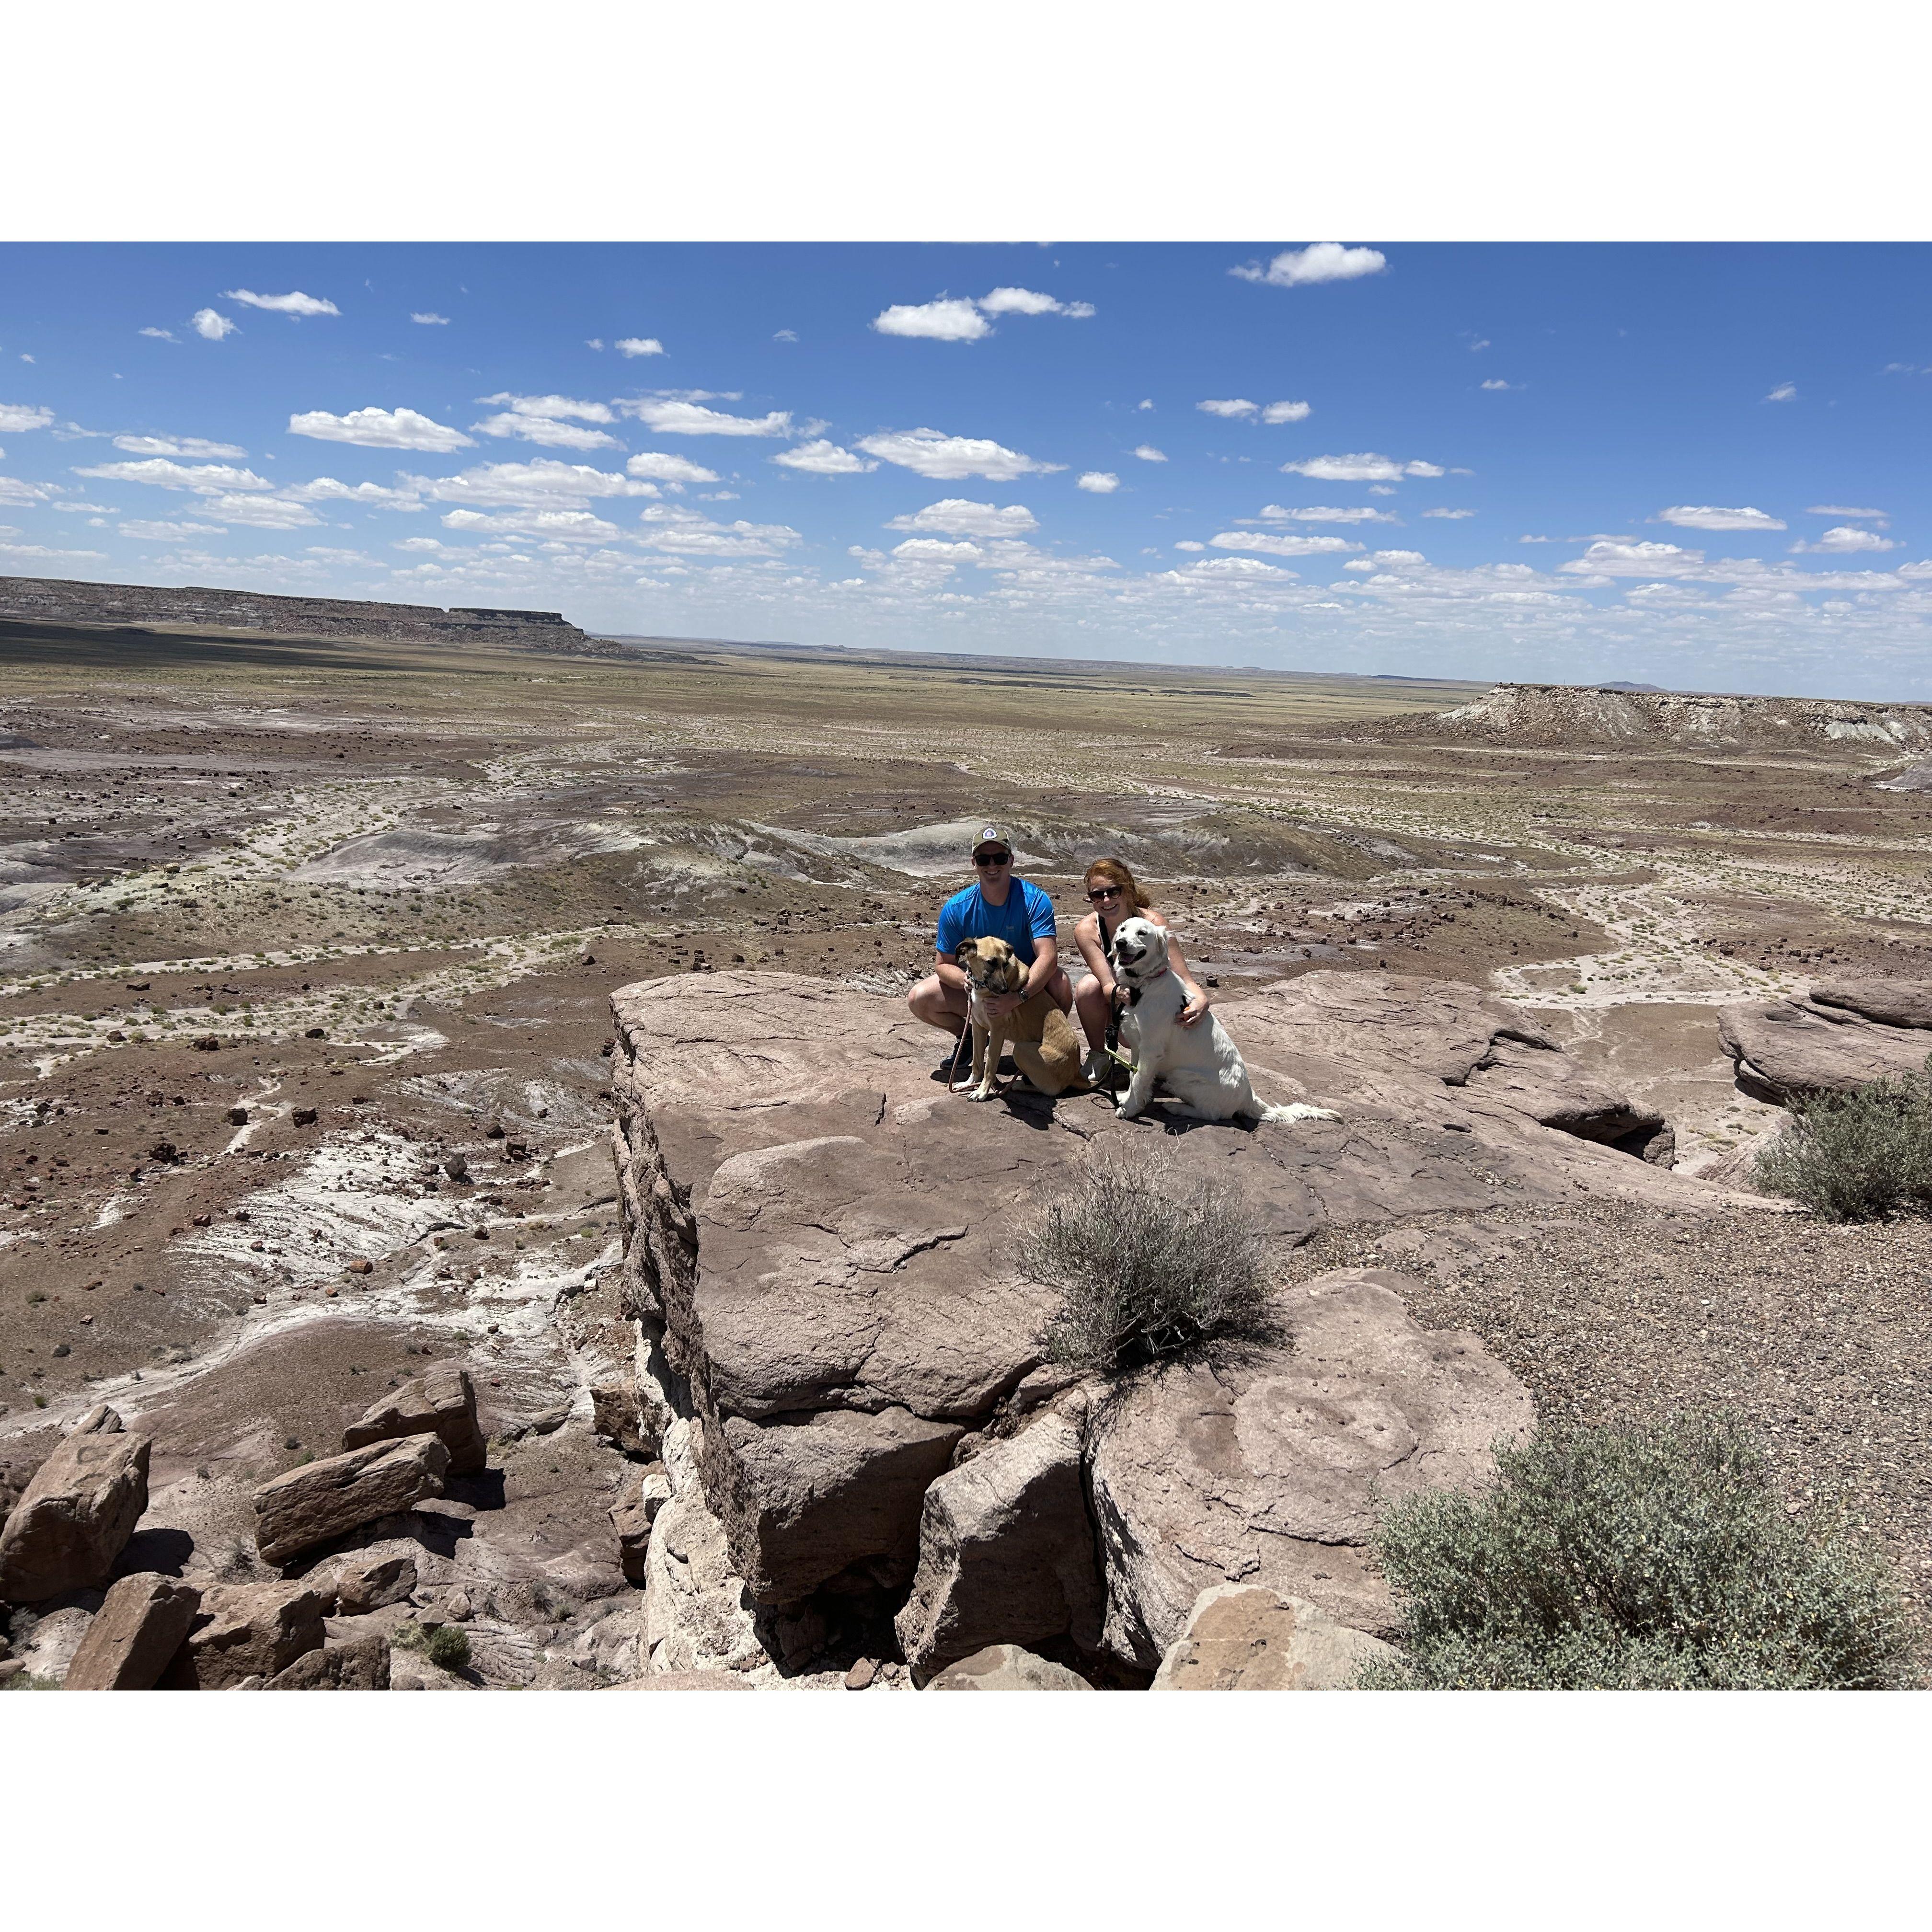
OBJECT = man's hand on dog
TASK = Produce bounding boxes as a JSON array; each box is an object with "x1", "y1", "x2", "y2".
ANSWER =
[{"x1": 983, "y1": 988, "x2": 1028, "y2": 1021}]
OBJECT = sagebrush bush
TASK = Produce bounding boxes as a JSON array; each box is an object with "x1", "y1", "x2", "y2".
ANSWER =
[
  {"x1": 1754, "y1": 1061, "x2": 1932, "y2": 1221},
  {"x1": 1364, "y1": 1413, "x2": 1920, "y2": 1690},
  {"x1": 1018, "y1": 1144, "x2": 1273, "y2": 1370},
  {"x1": 425, "y1": 1625, "x2": 471, "y2": 1672}
]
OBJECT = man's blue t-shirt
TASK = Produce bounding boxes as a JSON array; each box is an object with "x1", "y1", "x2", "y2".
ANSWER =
[{"x1": 937, "y1": 877, "x2": 1058, "y2": 966}]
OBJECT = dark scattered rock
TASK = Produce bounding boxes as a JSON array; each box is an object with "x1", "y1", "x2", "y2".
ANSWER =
[
  {"x1": 291, "y1": 1107, "x2": 318, "y2": 1127},
  {"x1": 227, "y1": 1106, "x2": 249, "y2": 1126},
  {"x1": 304, "y1": 1027, "x2": 326, "y2": 1039},
  {"x1": 343, "y1": 1362, "x2": 486, "y2": 1475}
]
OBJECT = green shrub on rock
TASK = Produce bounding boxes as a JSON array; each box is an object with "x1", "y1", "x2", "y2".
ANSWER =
[
  {"x1": 425, "y1": 1625, "x2": 471, "y2": 1672},
  {"x1": 1018, "y1": 1144, "x2": 1273, "y2": 1371},
  {"x1": 1754, "y1": 1059, "x2": 1932, "y2": 1221},
  {"x1": 1364, "y1": 1413, "x2": 1920, "y2": 1690}
]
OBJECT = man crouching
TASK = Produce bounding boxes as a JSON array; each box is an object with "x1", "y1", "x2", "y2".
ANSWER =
[{"x1": 906, "y1": 824, "x2": 1075, "y2": 1092}]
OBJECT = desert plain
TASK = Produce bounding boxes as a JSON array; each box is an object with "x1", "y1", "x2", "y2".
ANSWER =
[{"x1": 3, "y1": 612, "x2": 1931, "y2": 1687}]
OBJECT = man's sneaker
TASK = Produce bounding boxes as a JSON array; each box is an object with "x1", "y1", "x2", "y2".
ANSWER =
[{"x1": 933, "y1": 1037, "x2": 969, "y2": 1084}]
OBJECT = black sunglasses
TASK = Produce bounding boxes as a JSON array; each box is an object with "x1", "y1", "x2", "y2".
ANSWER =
[
  {"x1": 1088, "y1": 885, "x2": 1123, "y2": 901},
  {"x1": 974, "y1": 851, "x2": 1011, "y2": 865}
]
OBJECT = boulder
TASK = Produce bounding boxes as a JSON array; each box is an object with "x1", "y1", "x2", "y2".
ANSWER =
[
  {"x1": 253, "y1": 1434, "x2": 450, "y2": 1568},
  {"x1": 926, "y1": 1644, "x2": 1093, "y2": 1691},
  {"x1": 62, "y1": 1574, "x2": 201, "y2": 1690},
  {"x1": 1810, "y1": 980, "x2": 1932, "y2": 1032},
  {"x1": 1718, "y1": 1000, "x2": 1931, "y2": 1104},
  {"x1": 609, "y1": 971, "x2": 1728, "y2": 1620},
  {"x1": 0, "y1": 1422, "x2": 151, "y2": 1604},
  {"x1": 895, "y1": 1408, "x2": 1103, "y2": 1681},
  {"x1": 591, "y1": 1370, "x2": 658, "y2": 1459},
  {"x1": 1150, "y1": 1583, "x2": 1399, "y2": 1690},
  {"x1": 343, "y1": 1361, "x2": 486, "y2": 1475},
  {"x1": 162, "y1": 1580, "x2": 326, "y2": 1689},
  {"x1": 612, "y1": 1464, "x2": 673, "y2": 1586},
  {"x1": 1086, "y1": 1267, "x2": 1533, "y2": 1667},
  {"x1": 331, "y1": 1552, "x2": 417, "y2": 1613},
  {"x1": 264, "y1": 1631, "x2": 390, "y2": 1690},
  {"x1": 641, "y1": 1482, "x2": 771, "y2": 1678}
]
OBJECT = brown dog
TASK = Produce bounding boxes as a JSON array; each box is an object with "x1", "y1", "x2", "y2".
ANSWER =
[{"x1": 955, "y1": 936, "x2": 1090, "y2": 1100}]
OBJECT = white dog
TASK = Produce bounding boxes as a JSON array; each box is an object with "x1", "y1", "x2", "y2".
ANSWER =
[{"x1": 1107, "y1": 916, "x2": 1338, "y2": 1127}]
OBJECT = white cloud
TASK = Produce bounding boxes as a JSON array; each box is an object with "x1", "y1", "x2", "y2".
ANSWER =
[
  {"x1": 617, "y1": 337, "x2": 666, "y2": 358},
  {"x1": 977, "y1": 287, "x2": 1093, "y2": 319},
  {"x1": 1132, "y1": 445, "x2": 1166, "y2": 462},
  {"x1": 190, "y1": 309, "x2": 237, "y2": 340},
  {"x1": 1259, "y1": 503, "x2": 1395, "y2": 524},
  {"x1": 289, "y1": 406, "x2": 473, "y2": 452},
  {"x1": 1368, "y1": 484, "x2": 1397, "y2": 495},
  {"x1": 1406, "y1": 461, "x2": 1446, "y2": 478},
  {"x1": 0, "y1": 404, "x2": 53, "y2": 433},
  {"x1": 1173, "y1": 540, "x2": 1205, "y2": 552},
  {"x1": 75, "y1": 457, "x2": 272, "y2": 492},
  {"x1": 1807, "y1": 504, "x2": 1887, "y2": 521},
  {"x1": 1230, "y1": 243, "x2": 1388, "y2": 288},
  {"x1": 471, "y1": 413, "x2": 619, "y2": 450},
  {"x1": 855, "y1": 427, "x2": 1061, "y2": 481},
  {"x1": 1077, "y1": 472, "x2": 1120, "y2": 493},
  {"x1": 1209, "y1": 530, "x2": 1361, "y2": 557},
  {"x1": 111, "y1": 433, "x2": 248, "y2": 459},
  {"x1": 0, "y1": 542, "x2": 106, "y2": 563},
  {"x1": 478, "y1": 393, "x2": 614, "y2": 423},
  {"x1": 411, "y1": 312, "x2": 449, "y2": 325},
  {"x1": 1280, "y1": 452, "x2": 1442, "y2": 482},
  {"x1": 886, "y1": 499, "x2": 1038, "y2": 539},
  {"x1": 138, "y1": 326, "x2": 176, "y2": 341},
  {"x1": 1422, "y1": 507, "x2": 1476, "y2": 519},
  {"x1": 585, "y1": 338, "x2": 604, "y2": 351},
  {"x1": 195, "y1": 494, "x2": 323, "y2": 529},
  {"x1": 0, "y1": 477, "x2": 51, "y2": 505},
  {"x1": 636, "y1": 504, "x2": 801, "y2": 556},
  {"x1": 1261, "y1": 400, "x2": 1311, "y2": 424},
  {"x1": 1562, "y1": 540, "x2": 1705, "y2": 576},
  {"x1": 1480, "y1": 378, "x2": 1517, "y2": 391},
  {"x1": 892, "y1": 537, "x2": 982, "y2": 563},
  {"x1": 872, "y1": 299, "x2": 990, "y2": 342},
  {"x1": 222, "y1": 288, "x2": 339, "y2": 318},
  {"x1": 771, "y1": 438, "x2": 876, "y2": 474},
  {"x1": 282, "y1": 476, "x2": 424, "y2": 509},
  {"x1": 627, "y1": 451, "x2": 721, "y2": 484},
  {"x1": 1198, "y1": 398, "x2": 1257, "y2": 418},
  {"x1": 1765, "y1": 382, "x2": 1798, "y2": 402},
  {"x1": 773, "y1": 329, "x2": 798, "y2": 343},
  {"x1": 417, "y1": 459, "x2": 651, "y2": 507},
  {"x1": 119, "y1": 519, "x2": 223, "y2": 540},
  {"x1": 442, "y1": 507, "x2": 621, "y2": 542},
  {"x1": 1468, "y1": 338, "x2": 1492, "y2": 352},
  {"x1": 1792, "y1": 526, "x2": 1896, "y2": 554},
  {"x1": 1656, "y1": 505, "x2": 1786, "y2": 531},
  {"x1": 1136, "y1": 399, "x2": 1154, "y2": 411},
  {"x1": 620, "y1": 398, "x2": 792, "y2": 437}
]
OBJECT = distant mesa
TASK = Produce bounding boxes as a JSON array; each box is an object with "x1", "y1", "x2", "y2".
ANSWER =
[{"x1": 0, "y1": 573, "x2": 619, "y2": 658}]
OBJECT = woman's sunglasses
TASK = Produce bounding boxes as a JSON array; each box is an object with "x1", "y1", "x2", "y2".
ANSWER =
[
  {"x1": 1088, "y1": 885, "x2": 1123, "y2": 901},
  {"x1": 974, "y1": 851, "x2": 1011, "y2": 866}
]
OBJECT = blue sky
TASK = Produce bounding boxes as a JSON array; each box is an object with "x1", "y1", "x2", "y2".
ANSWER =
[{"x1": 2, "y1": 242, "x2": 1929, "y2": 697}]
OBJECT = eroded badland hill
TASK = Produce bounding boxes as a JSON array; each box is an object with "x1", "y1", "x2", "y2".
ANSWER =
[{"x1": 3, "y1": 618, "x2": 1930, "y2": 1688}]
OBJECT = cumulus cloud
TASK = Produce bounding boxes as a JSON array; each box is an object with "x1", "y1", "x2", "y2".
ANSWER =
[
  {"x1": 892, "y1": 537, "x2": 982, "y2": 563},
  {"x1": 873, "y1": 299, "x2": 990, "y2": 342},
  {"x1": 1280, "y1": 452, "x2": 1442, "y2": 482},
  {"x1": 626, "y1": 451, "x2": 721, "y2": 484},
  {"x1": 471, "y1": 413, "x2": 619, "y2": 450},
  {"x1": 1422, "y1": 507, "x2": 1476, "y2": 519},
  {"x1": 1261, "y1": 400, "x2": 1311, "y2": 424},
  {"x1": 289, "y1": 406, "x2": 473, "y2": 452},
  {"x1": 75, "y1": 457, "x2": 273, "y2": 492},
  {"x1": 771, "y1": 438, "x2": 877, "y2": 475},
  {"x1": 222, "y1": 289, "x2": 340, "y2": 317},
  {"x1": 0, "y1": 403, "x2": 54, "y2": 433},
  {"x1": 1807, "y1": 504, "x2": 1887, "y2": 521},
  {"x1": 479, "y1": 393, "x2": 614, "y2": 424},
  {"x1": 1230, "y1": 243, "x2": 1387, "y2": 287},
  {"x1": 194, "y1": 494, "x2": 323, "y2": 529},
  {"x1": 1765, "y1": 382, "x2": 1798, "y2": 402},
  {"x1": 1259, "y1": 503, "x2": 1395, "y2": 524},
  {"x1": 411, "y1": 312, "x2": 449, "y2": 325},
  {"x1": 855, "y1": 427, "x2": 1061, "y2": 481},
  {"x1": 620, "y1": 398, "x2": 791, "y2": 437},
  {"x1": 885, "y1": 499, "x2": 1038, "y2": 539},
  {"x1": 1173, "y1": 540, "x2": 1205, "y2": 552},
  {"x1": 1480, "y1": 379, "x2": 1517, "y2": 391},
  {"x1": 281, "y1": 476, "x2": 424, "y2": 509},
  {"x1": 976, "y1": 287, "x2": 1093, "y2": 318},
  {"x1": 1198, "y1": 398, "x2": 1257, "y2": 418},
  {"x1": 617, "y1": 337, "x2": 666, "y2": 358},
  {"x1": 773, "y1": 329, "x2": 798, "y2": 343},
  {"x1": 416, "y1": 459, "x2": 652, "y2": 507},
  {"x1": 1561, "y1": 540, "x2": 1705, "y2": 576},
  {"x1": 190, "y1": 310, "x2": 237, "y2": 340},
  {"x1": 0, "y1": 477, "x2": 51, "y2": 505},
  {"x1": 1209, "y1": 530, "x2": 1361, "y2": 558},
  {"x1": 1131, "y1": 444, "x2": 1166, "y2": 462},
  {"x1": 1792, "y1": 525, "x2": 1896, "y2": 554},
  {"x1": 0, "y1": 542, "x2": 105, "y2": 563},
  {"x1": 1656, "y1": 505, "x2": 1786, "y2": 531},
  {"x1": 1077, "y1": 472, "x2": 1120, "y2": 493},
  {"x1": 119, "y1": 519, "x2": 223, "y2": 540},
  {"x1": 636, "y1": 504, "x2": 801, "y2": 556},
  {"x1": 442, "y1": 507, "x2": 621, "y2": 542},
  {"x1": 111, "y1": 433, "x2": 248, "y2": 459},
  {"x1": 139, "y1": 326, "x2": 176, "y2": 341}
]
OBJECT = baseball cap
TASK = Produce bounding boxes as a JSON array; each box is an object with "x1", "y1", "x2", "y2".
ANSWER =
[{"x1": 971, "y1": 824, "x2": 1012, "y2": 857}]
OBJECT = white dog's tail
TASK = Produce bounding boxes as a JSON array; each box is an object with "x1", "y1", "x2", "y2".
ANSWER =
[{"x1": 1254, "y1": 1101, "x2": 1339, "y2": 1124}]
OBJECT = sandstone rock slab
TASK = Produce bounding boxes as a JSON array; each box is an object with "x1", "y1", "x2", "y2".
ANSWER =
[
  {"x1": 1810, "y1": 979, "x2": 1932, "y2": 1032},
  {"x1": 332, "y1": 1552, "x2": 418, "y2": 1613},
  {"x1": 1718, "y1": 1000, "x2": 1931, "y2": 1103},
  {"x1": 265, "y1": 1630, "x2": 390, "y2": 1690},
  {"x1": 162, "y1": 1580, "x2": 326, "y2": 1689},
  {"x1": 926, "y1": 1644, "x2": 1092, "y2": 1691},
  {"x1": 254, "y1": 1434, "x2": 450, "y2": 1568},
  {"x1": 895, "y1": 1408, "x2": 1103, "y2": 1681},
  {"x1": 343, "y1": 1362, "x2": 486, "y2": 1475},
  {"x1": 0, "y1": 1424, "x2": 151, "y2": 1604},
  {"x1": 612, "y1": 1464, "x2": 673, "y2": 1587},
  {"x1": 1087, "y1": 1267, "x2": 1532, "y2": 1667},
  {"x1": 1150, "y1": 1583, "x2": 1398, "y2": 1690},
  {"x1": 62, "y1": 1574, "x2": 201, "y2": 1690}
]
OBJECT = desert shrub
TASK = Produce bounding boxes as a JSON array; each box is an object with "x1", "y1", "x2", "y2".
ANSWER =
[
  {"x1": 1017, "y1": 1144, "x2": 1273, "y2": 1371},
  {"x1": 1754, "y1": 1062, "x2": 1932, "y2": 1221},
  {"x1": 425, "y1": 1625, "x2": 471, "y2": 1673},
  {"x1": 1364, "y1": 1413, "x2": 1920, "y2": 1690}
]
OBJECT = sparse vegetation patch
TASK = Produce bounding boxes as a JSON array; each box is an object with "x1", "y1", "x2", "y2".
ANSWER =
[{"x1": 1755, "y1": 1058, "x2": 1932, "y2": 1221}]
